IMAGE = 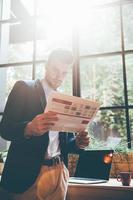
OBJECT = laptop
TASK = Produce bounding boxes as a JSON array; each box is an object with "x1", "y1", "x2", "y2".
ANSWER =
[{"x1": 69, "y1": 150, "x2": 113, "y2": 184}]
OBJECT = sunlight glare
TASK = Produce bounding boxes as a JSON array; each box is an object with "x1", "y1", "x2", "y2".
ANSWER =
[{"x1": 36, "y1": 0, "x2": 117, "y2": 48}]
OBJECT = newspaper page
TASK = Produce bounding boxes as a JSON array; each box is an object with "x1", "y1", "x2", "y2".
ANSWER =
[{"x1": 44, "y1": 92, "x2": 100, "y2": 132}]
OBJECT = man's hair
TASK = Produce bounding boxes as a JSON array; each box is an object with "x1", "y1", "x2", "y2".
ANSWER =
[{"x1": 47, "y1": 48, "x2": 73, "y2": 66}]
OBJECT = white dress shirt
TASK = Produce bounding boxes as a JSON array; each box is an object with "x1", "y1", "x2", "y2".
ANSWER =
[{"x1": 41, "y1": 79, "x2": 61, "y2": 159}]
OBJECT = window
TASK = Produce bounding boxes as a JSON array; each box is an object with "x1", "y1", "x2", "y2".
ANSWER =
[
  {"x1": 78, "y1": 1, "x2": 133, "y2": 147},
  {"x1": 80, "y1": 56, "x2": 124, "y2": 106},
  {"x1": 0, "y1": 65, "x2": 32, "y2": 113},
  {"x1": 123, "y1": 3, "x2": 133, "y2": 50},
  {"x1": 79, "y1": 5, "x2": 121, "y2": 55},
  {"x1": 126, "y1": 54, "x2": 133, "y2": 105},
  {"x1": 0, "y1": 0, "x2": 133, "y2": 150}
]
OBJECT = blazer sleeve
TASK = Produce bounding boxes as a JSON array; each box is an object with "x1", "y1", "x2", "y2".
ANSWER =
[{"x1": 0, "y1": 81, "x2": 30, "y2": 142}]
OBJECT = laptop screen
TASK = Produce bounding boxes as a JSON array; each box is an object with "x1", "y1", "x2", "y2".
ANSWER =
[{"x1": 74, "y1": 150, "x2": 113, "y2": 181}]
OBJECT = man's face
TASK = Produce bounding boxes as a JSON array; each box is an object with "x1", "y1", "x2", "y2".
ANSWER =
[{"x1": 45, "y1": 60, "x2": 69, "y2": 90}]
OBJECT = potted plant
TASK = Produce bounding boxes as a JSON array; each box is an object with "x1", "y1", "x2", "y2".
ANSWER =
[
  {"x1": 109, "y1": 141, "x2": 133, "y2": 177},
  {"x1": 68, "y1": 154, "x2": 79, "y2": 176},
  {"x1": 84, "y1": 134, "x2": 133, "y2": 177},
  {"x1": 87, "y1": 136, "x2": 133, "y2": 177}
]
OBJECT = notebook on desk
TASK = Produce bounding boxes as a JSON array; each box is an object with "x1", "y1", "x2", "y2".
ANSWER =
[{"x1": 69, "y1": 150, "x2": 113, "y2": 184}]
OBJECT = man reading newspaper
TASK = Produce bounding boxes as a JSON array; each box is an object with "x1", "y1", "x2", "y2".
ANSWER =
[{"x1": 0, "y1": 49, "x2": 92, "y2": 200}]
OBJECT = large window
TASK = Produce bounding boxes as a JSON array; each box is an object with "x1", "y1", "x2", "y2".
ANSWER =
[
  {"x1": 78, "y1": 1, "x2": 133, "y2": 148},
  {"x1": 0, "y1": 0, "x2": 133, "y2": 150},
  {"x1": 79, "y1": 5, "x2": 121, "y2": 55}
]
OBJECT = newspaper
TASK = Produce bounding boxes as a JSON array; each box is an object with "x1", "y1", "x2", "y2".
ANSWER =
[{"x1": 45, "y1": 92, "x2": 100, "y2": 132}]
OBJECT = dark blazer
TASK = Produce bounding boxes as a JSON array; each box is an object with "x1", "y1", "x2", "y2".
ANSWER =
[{"x1": 0, "y1": 79, "x2": 80, "y2": 193}]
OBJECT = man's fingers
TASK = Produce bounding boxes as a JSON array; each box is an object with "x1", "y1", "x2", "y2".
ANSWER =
[
  {"x1": 38, "y1": 125, "x2": 51, "y2": 133},
  {"x1": 78, "y1": 131, "x2": 88, "y2": 136},
  {"x1": 44, "y1": 111, "x2": 57, "y2": 117},
  {"x1": 43, "y1": 112, "x2": 58, "y2": 121},
  {"x1": 80, "y1": 137, "x2": 90, "y2": 142},
  {"x1": 76, "y1": 132, "x2": 90, "y2": 148},
  {"x1": 42, "y1": 122, "x2": 55, "y2": 126},
  {"x1": 77, "y1": 137, "x2": 89, "y2": 144},
  {"x1": 77, "y1": 133, "x2": 90, "y2": 140},
  {"x1": 45, "y1": 116, "x2": 58, "y2": 121},
  {"x1": 39, "y1": 118, "x2": 58, "y2": 126}
]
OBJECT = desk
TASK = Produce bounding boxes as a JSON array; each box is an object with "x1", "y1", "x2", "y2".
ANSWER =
[{"x1": 67, "y1": 178, "x2": 133, "y2": 200}]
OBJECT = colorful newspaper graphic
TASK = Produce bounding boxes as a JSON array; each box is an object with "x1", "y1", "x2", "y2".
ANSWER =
[{"x1": 45, "y1": 92, "x2": 100, "y2": 132}]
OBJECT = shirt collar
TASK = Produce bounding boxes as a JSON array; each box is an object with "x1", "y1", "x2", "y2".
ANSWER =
[{"x1": 41, "y1": 79, "x2": 55, "y2": 101}]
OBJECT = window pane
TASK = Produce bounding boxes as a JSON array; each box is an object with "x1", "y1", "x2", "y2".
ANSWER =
[
  {"x1": 13, "y1": 0, "x2": 35, "y2": 16},
  {"x1": 0, "y1": 65, "x2": 32, "y2": 112},
  {"x1": 1, "y1": 0, "x2": 35, "y2": 20},
  {"x1": 0, "y1": 23, "x2": 33, "y2": 64},
  {"x1": 79, "y1": 5, "x2": 121, "y2": 55},
  {"x1": 36, "y1": 17, "x2": 72, "y2": 60},
  {"x1": 123, "y1": 3, "x2": 133, "y2": 50},
  {"x1": 80, "y1": 55, "x2": 124, "y2": 106},
  {"x1": 126, "y1": 54, "x2": 133, "y2": 105},
  {"x1": 35, "y1": 63, "x2": 45, "y2": 80},
  {"x1": 0, "y1": 0, "x2": 2, "y2": 20},
  {"x1": 0, "y1": 0, "x2": 34, "y2": 64},
  {"x1": 88, "y1": 109, "x2": 127, "y2": 149},
  {"x1": 1, "y1": 0, "x2": 10, "y2": 20},
  {"x1": 35, "y1": 63, "x2": 72, "y2": 95}
]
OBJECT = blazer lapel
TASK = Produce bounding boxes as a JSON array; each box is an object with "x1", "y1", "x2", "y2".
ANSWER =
[{"x1": 35, "y1": 79, "x2": 46, "y2": 111}]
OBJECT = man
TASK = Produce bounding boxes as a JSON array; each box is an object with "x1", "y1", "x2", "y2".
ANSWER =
[{"x1": 0, "y1": 49, "x2": 89, "y2": 200}]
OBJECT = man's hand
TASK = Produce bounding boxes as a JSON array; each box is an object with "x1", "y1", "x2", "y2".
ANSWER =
[
  {"x1": 76, "y1": 131, "x2": 90, "y2": 149},
  {"x1": 24, "y1": 111, "x2": 58, "y2": 137}
]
